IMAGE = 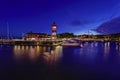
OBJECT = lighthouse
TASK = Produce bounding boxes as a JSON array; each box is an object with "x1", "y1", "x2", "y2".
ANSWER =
[{"x1": 51, "y1": 22, "x2": 57, "y2": 40}]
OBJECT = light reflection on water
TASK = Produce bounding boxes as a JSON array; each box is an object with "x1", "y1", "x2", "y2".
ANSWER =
[
  {"x1": 7, "y1": 42, "x2": 120, "y2": 62},
  {"x1": 13, "y1": 45, "x2": 63, "y2": 64},
  {"x1": 13, "y1": 42, "x2": 120, "y2": 61},
  {"x1": 1, "y1": 42, "x2": 120, "y2": 80},
  {"x1": 77, "y1": 42, "x2": 120, "y2": 60},
  {"x1": 104, "y1": 42, "x2": 110, "y2": 56}
]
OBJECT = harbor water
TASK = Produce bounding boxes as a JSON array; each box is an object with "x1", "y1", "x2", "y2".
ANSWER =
[{"x1": 0, "y1": 41, "x2": 120, "y2": 80}]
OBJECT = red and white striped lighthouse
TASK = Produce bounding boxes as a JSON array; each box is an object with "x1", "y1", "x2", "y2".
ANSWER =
[{"x1": 51, "y1": 22, "x2": 57, "y2": 40}]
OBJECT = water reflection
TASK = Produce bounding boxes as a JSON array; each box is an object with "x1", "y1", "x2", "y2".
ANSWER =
[
  {"x1": 86, "y1": 42, "x2": 119, "y2": 54},
  {"x1": 29, "y1": 46, "x2": 36, "y2": 60},
  {"x1": 42, "y1": 46, "x2": 63, "y2": 64},
  {"x1": 78, "y1": 42, "x2": 120, "y2": 59},
  {"x1": 13, "y1": 45, "x2": 63, "y2": 64},
  {"x1": 104, "y1": 42, "x2": 110, "y2": 56},
  {"x1": 95, "y1": 42, "x2": 98, "y2": 47},
  {"x1": 14, "y1": 45, "x2": 21, "y2": 58},
  {"x1": 79, "y1": 42, "x2": 98, "y2": 58},
  {"x1": 116, "y1": 42, "x2": 120, "y2": 51},
  {"x1": 2, "y1": 42, "x2": 120, "y2": 80}
]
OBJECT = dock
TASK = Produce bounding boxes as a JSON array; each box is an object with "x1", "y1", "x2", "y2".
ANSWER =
[
  {"x1": 0, "y1": 39, "x2": 119, "y2": 47},
  {"x1": 0, "y1": 39, "x2": 62, "y2": 46}
]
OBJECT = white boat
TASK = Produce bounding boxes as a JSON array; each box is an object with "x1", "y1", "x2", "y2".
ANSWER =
[{"x1": 61, "y1": 40, "x2": 81, "y2": 47}]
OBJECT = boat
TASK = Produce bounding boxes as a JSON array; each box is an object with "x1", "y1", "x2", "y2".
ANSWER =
[{"x1": 61, "y1": 40, "x2": 82, "y2": 47}]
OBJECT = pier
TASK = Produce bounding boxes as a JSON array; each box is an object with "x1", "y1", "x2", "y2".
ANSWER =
[
  {"x1": 0, "y1": 38, "x2": 119, "y2": 46},
  {"x1": 0, "y1": 39, "x2": 62, "y2": 46}
]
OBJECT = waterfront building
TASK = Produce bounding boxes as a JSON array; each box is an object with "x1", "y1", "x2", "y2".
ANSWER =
[{"x1": 26, "y1": 32, "x2": 51, "y2": 41}]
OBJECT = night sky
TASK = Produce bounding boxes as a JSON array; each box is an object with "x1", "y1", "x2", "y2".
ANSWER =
[{"x1": 0, "y1": 0, "x2": 120, "y2": 37}]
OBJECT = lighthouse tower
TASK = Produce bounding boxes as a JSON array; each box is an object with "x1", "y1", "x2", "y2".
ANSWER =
[{"x1": 51, "y1": 22, "x2": 57, "y2": 40}]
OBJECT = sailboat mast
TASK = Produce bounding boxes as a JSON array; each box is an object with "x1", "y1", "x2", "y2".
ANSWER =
[{"x1": 7, "y1": 22, "x2": 9, "y2": 40}]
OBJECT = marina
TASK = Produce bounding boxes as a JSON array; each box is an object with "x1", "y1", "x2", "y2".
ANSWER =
[
  {"x1": 0, "y1": 0, "x2": 120, "y2": 79},
  {"x1": 0, "y1": 41, "x2": 120, "y2": 80},
  {"x1": 0, "y1": 39, "x2": 120, "y2": 47}
]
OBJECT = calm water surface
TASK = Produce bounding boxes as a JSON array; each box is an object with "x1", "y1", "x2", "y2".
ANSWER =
[{"x1": 0, "y1": 42, "x2": 120, "y2": 80}]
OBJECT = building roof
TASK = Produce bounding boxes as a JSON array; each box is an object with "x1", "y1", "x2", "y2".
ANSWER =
[{"x1": 26, "y1": 32, "x2": 50, "y2": 36}]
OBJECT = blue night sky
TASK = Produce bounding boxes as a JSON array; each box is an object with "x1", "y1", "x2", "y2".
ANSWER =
[{"x1": 0, "y1": 0, "x2": 120, "y2": 36}]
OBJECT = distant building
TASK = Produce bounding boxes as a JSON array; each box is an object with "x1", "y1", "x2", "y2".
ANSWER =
[
  {"x1": 26, "y1": 32, "x2": 51, "y2": 41},
  {"x1": 51, "y1": 22, "x2": 57, "y2": 40}
]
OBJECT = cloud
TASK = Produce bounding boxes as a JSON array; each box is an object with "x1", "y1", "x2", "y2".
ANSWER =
[
  {"x1": 95, "y1": 16, "x2": 120, "y2": 34},
  {"x1": 70, "y1": 20, "x2": 91, "y2": 26}
]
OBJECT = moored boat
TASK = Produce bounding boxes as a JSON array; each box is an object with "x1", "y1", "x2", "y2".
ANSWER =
[{"x1": 61, "y1": 40, "x2": 82, "y2": 47}]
